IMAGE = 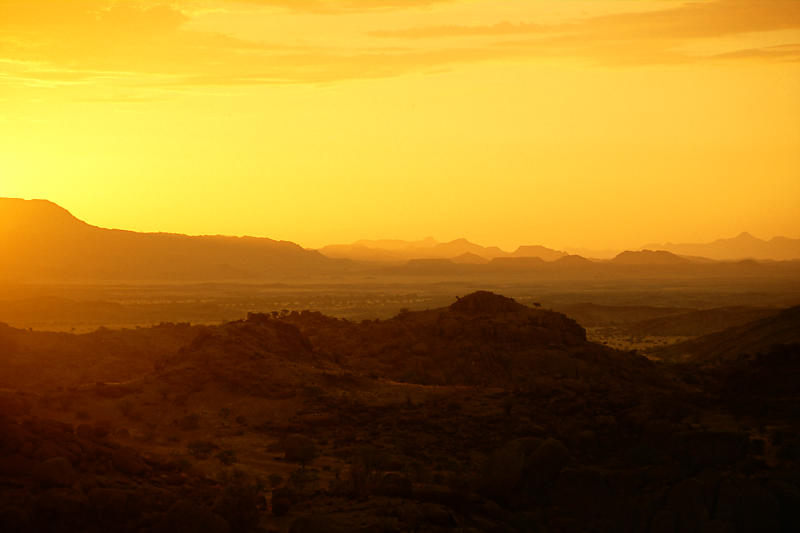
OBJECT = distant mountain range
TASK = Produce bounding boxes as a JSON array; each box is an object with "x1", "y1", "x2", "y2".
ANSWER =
[
  {"x1": 380, "y1": 248, "x2": 798, "y2": 278},
  {"x1": 0, "y1": 198, "x2": 345, "y2": 281},
  {"x1": 643, "y1": 232, "x2": 800, "y2": 261},
  {"x1": 325, "y1": 233, "x2": 800, "y2": 264},
  {"x1": 2, "y1": 198, "x2": 798, "y2": 282},
  {"x1": 319, "y1": 238, "x2": 567, "y2": 263}
]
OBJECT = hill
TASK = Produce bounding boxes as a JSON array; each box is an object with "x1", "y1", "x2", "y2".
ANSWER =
[
  {"x1": 0, "y1": 292, "x2": 798, "y2": 532},
  {"x1": 277, "y1": 291, "x2": 662, "y2": 388},
  {"x1": 0, "y1": 198, "x2": 346, "y2": 281},
  {"x1": 652, "y1": 304, "x2": 800, "y2": 363},
  {"x1": 625, "y1": 306, "x2": 779, "y2": 337}
]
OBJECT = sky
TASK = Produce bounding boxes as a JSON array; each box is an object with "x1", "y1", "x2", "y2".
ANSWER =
[{"x1": 1, "y1": 0, "x2": 799, "y2": 251}]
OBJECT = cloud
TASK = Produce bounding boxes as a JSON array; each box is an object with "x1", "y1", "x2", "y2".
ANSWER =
[
  {"x1": 367, "y1": 0, "x2": 800, "y2": 66},
  {"x1": 371, "y1": 0, "x2": 800, "y2": 40},
  {"x1": 710, "y1": 43, "x2": 800, "y2": 62},
  {"x1": 370, "y1": 21, "x2": 547, "y2": 39},
  {"x1": 233, "y1": 0, "x2": 458, "y2": 14},
  {"x1": 0, "y1": 0, "x2": 798, "y2": 92}
]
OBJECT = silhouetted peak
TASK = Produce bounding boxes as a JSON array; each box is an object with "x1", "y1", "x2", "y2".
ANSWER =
[
  {"x1": 449, "y1": 291, "x2": 526, "y2": 315},
  {"x1": 0, "y1": 197, "x2": 84, "y2": 229},
  {"x1": 513, "y1": 245, "x2": 567, "y2": 261},
  {"x1": 733, "y1": 231, "x2": 759, "y2": 241},
  {"x1": 452, "y1": 252, "x2": 488, "y2": 264},
  {"x1": 555, "y1": 254, "x2": 591, "y2": 264},
  {"x1": 612, "y1": 249, "x2": 689, "y2": 265}
]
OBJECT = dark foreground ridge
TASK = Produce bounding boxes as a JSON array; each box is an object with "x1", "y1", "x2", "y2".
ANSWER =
[{"x1": 0, "y1": 292, "x2": 798, "y2": 532}]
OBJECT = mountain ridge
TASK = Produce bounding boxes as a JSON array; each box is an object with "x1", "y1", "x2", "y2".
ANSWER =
[
  {"x1": 644, "y1": 232, "x2": 800, "y2": 261},
  {"x1": 0, "y1": 197, "x2": 345, "y2": 281}
]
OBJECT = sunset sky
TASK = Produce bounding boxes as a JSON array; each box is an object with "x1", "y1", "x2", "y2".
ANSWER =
[{"x1": 1, "y1": 0, "x2": 799, "y2": 251}]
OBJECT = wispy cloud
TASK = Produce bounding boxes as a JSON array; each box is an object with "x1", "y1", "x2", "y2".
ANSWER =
[
  {"x1": 369, "y1": 0, "x2": 800, "y2": 65},
  {"x1": 0, "y1": 0, "x2": 798, "y2": 92},
  {"x1": 234, "y1": 0, "x2": 458, "y2": 14},
  {"x1": 710, "y1": 43, "x2": 800, "y2": 62},
  {"x1": 372, "y1": 0, "x2": 800, "y2": 40}
]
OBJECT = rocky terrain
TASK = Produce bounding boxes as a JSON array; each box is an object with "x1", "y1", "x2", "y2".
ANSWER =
[{"x1": 0, "y1": 292, "x2": 798, "y2": 532}]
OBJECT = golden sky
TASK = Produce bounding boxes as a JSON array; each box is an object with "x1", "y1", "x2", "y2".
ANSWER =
[{"x1": 1, "y1": 0, "x2": 799, "y2": 250}]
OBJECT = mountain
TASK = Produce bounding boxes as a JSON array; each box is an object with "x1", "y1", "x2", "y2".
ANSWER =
[
  {"x1": 610, "y1": 250, "x2": 692, "y2": 265},
  {"x1": 562, "y1": 246, "x2": 620, "y2": 259},
  {"x1": 319, "y1": 237, "x2": 566, "y2": 264},
  {"x1": 451, "y1": 252, "x2": 489, "y2": 264},
  {"x1": 512, "y1": 245, "x2": 567, "y2": 261},
  {"x1": 0, "y1": 198, "x2": 345, "y2": 281},
  {"x1": 319, "y1": 237, "x2": 511, "y2": 263},
  {"x1": 644, "y1": 232, "x2": 800, "y2": 261},
  {"x1": 552, "y1": 254, "x2": 593, "y2": 267}
]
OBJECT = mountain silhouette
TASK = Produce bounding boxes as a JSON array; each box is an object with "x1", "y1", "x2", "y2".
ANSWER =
[
  {"x1": 320, "y1": 237, "x2": 507, "y2": 262},
  {"x1": 610, "y1": 250, "x2": 691, "y2": 265},
  {"x1": 320, "y1": 237, "x2": 566, "y2": 263},
  {"x1": 0, "y1": 198, "x2": 345, "y2": 281},
  {"x1": 644, "y1": 232, "x2": 800, "y2": 261},
  {"x1": 512, "y1": 245, "x2": 567, "y2": 261},
  {"x1": 451, "y1": 252, "x2": 489, "y2": 264}
]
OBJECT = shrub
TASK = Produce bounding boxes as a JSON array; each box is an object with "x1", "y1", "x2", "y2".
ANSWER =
[
  {"x1": 178, "y1": 413, "x2": 200, "y2": 431},
  {"x1": 216, "y1": 449, "x2": 237, "y2": 465},
  {"x1": 187, "y1": 440, "x2": 217, "y2": 459}
]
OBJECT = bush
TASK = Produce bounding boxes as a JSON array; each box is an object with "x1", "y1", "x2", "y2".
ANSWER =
[
  {"x1": 178, "y1": 413, "x2": 200, "y2": 431},
  {"x1": 187, "y1": 440, "x2": 217, "y2": 459},
  {"x1": 215, "y1": 449, "x2": 237, "y2": 465}
]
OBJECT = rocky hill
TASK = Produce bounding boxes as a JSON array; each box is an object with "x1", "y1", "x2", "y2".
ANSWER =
[
  {"x1": 275, "y1": 291, "x2": 664, "y2": 390},
  {"x1": 0, "y1": 292, "x2": 798, "y2": 533}
]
